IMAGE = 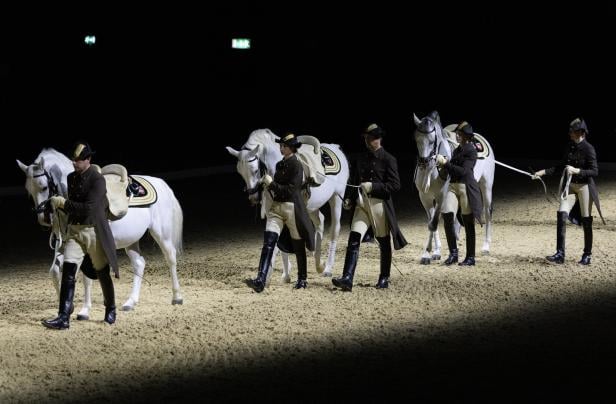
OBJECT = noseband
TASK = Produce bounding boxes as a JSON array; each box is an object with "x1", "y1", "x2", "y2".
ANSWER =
[
  {"x1": 416, "y1": 125, "x2": 441, "y2": 169},
  {"x1": 240, "y1": 148, "x2": 267, "y2": 198},
  {"x1": 32, "y1": 169, "x2": 59, "y2": 216}
]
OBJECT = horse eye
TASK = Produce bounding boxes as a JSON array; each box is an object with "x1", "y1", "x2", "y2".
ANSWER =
[
  {"x1": 253, "y1": 170, "x2": 259, "y2": 175},
  {"x1": 41, "y1": 186, "x2": 48, "y2": 192}
]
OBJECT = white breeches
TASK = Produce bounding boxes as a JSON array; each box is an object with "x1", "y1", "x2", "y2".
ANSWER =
[
  {"x1": 63, "y1": 224, "x2": 108, "y2": 270},
  {"x1": 559, "y1": 183, "x2": 591, "y2": 218},
  {"x1": 442, "y1": 182, "x2": 471, "y2": 215},
  {"x1": 351, "y1": 197, "x2": 389, "y2": 238},
  {"x1": 266, "y1": 201, "x2": 301, "y2": 240}
]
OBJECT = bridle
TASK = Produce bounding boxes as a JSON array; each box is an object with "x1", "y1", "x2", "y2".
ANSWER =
[
  {"x1": 415, "y1": 123, "x2": 442, "y2": 170},
  {"x1": 31, "y1": 169, "x2": 67, "y2": 253},
  {"x1": 241, "y1": 147, "x2": 267, "y2": 198}
]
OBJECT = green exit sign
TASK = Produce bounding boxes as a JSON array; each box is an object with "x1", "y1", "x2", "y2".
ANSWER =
[
  {"x1": 232, "y1": 38, "x2": 251, "y2": 49},
  {"x1": 84, "y1": 35, "x2": 96, "y2": 46}
]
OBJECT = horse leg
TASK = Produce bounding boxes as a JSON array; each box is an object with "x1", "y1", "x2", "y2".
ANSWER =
[
  {"x1": 419, "y1": 193, "x2": 435, "y2": 264},
  {"x1": 432, "y1": 228, "x2": 442, "y2": 261},
  {"x1": 281, "y1": 251, "x2": 292, "y2": 282},
  {"x1": 50, "y1": 252, "x2": 63, "y2": 297},
  {"x1": 431, "y1": 197, "x2": 444, "y2": 261},
  {"x1": 149, "y1": 229, "x2": 183, "y2": 305},
  {"x1": 480, "y1": 177, "x2": 494, "y2": 255},
  {"x1": 310, "y1": 209, "x2": 325, "y2": 274},
  {"x1": 121, "y1": 242, "x2": 146, "y2": 311},
  {"x1": 323, "y1": 195, "x2": 343, "y2": 277},
  {"x1": 76, "y1": 271, "x2": 92, "y2": 320}
]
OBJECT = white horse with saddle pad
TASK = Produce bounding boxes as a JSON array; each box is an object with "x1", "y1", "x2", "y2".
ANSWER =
[
  {"x1": 413, "y1": 112, "x2": 495, "y2": 264},
  {"x1": 17, "y1": 148, "x2": 183, "y2": 317},
  {"x1": 226, "y1": 129, "x2": 349, "y2": 281}
]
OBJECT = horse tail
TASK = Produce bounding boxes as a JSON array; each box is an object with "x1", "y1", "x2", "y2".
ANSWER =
[
  {"x1": 157, "y1": 179, "x2": 184, "y2": 255},
  {"x1": 170, "y1": 186, "x2": 184, "y2": 256}
]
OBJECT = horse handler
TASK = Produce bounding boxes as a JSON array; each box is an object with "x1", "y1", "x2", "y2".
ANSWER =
[
  {"x1": 533, "y1": 118, "x2": 605, "y2": 265},
  {"x1": 42, "y1": 141, "x2": 118, "y2": 330},
  {"x1": 435, "y1": 121, "x2": 483, "y2": 266},
  {"x1": 332, "y1": 124, "x2": 407, "y2": 291},
  {"x1": 250, "y1": 133, "x2": 315, "y2": 292}
]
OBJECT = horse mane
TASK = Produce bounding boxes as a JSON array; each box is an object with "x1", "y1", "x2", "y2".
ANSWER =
[
  {"x1": 34, "y1": 148, "x2": 73, "y2": 172},
  {"x1": 243, "y1": 129, "x2": 278, "y2": 152},
  {"x1": 434, "y1": 122, "x2": 453, "y2": 157}
]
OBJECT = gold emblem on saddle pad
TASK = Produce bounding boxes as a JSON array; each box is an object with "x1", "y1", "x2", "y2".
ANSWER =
[
  {"x1": 321, "y1": 146, "x2": 342, "y2": 175},
  {"x1": 128, "y1": 176, "x2": 158, "y2": 207}
]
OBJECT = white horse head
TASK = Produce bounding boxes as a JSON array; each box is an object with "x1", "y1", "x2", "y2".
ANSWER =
[
  {"x1": 413, "y1": 111, "x2": 451, "y2": 193},
  {"x1": 226, "y1": 128, "x2": 280, "y2": 206},
  {"x1": 17, "y1": 148, "x2": 73, "y2": 226}
]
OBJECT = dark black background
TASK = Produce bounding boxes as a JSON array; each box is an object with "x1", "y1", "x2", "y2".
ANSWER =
[{"x1": 2, "y1": 4, "x2": 615, "y2": 186}]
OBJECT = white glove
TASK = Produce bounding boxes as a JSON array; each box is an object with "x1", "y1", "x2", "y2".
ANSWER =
[
  {"x1": 531, "y1": 169, "x2": 545, "y2": 180},
  {"x1": 435, "y1": 154, "x2": 447, "y2": 167},
  {"x1": 360, "y1": 182, "x2": 372, "y2": 194},
  {"x1": 50, "y1": 195, "x2": 66, "y2": 209},
  {"x1": 261, "y1": 174, "x2": 273, "y2": 186},
  {"x1": 343, "y1": 198, "x2": 352, "y2": 210},
  {"x1": 566, "y1": 165, "x2": 580, "y2": 175}
]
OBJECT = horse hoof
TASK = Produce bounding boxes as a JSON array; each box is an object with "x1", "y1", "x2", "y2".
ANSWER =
[
  {"x1": 76, "y1": 314, "x2": 89, "y2": 321},
  {"x1": 482, "y1": 250, "x2": 490, "y2": 256},
  {"x1": 432, "y1": 254, "x2": 441, "y2": 261},
  {"x1": 281, "y1": 275, "x2": 291, "y2": 283},
  {"x1": 316, "y1": 265, "x2": 325, "y2": 274},
  {"x1": 322, "y1": 271, "x2": 332, "y2": 278},
  {"x1": 172, "y1": 298, "x2": 183, "y2": 305},
  {"x1": 420, "y1": 258, "x2": 431, "y2": 265},
  {"x1": 121, "y1": 305, "x2": 134, "y2": 311}
]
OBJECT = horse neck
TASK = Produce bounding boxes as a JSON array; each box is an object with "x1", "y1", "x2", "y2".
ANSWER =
[
  {"x1": 261, "y1": 141, "x2": 280, "y2": 175},
  {"x1": 38, "y1": 150, "x2": 73, "y2": 178},
  {"x1": 435, "y1": 128, "x2": 452, "y2": 158}
]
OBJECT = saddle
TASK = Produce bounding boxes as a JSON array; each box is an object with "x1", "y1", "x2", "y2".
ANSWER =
[
  {"x1": 296, "y1": 138, "x2": 343, "y2": 187},
  {"x1": 101, "y1": 164, "x2": 130, "y2": 220},
  {"x1": 90, "y1": 164, "x2": 157, "y2": 221},
  {"x1": 297, "y1": 142, "x2": 326, "y2": 186}
]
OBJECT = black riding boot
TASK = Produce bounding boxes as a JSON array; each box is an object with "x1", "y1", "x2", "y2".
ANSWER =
[
  {"x1": 459, "y1": 214, "x2": 476, "y2": 266},
  {"x1": 579, "y1": 216, "x2": 593, "y2": 265},
  {"x1": 252, "y1": 231, "x2": 278, "y2": 293},
  {"x1": 547, "y1": 212, "x2": 567, "y2": 264},
  {"x1": 292, "y1": 239, "x2": 308, "y2": 289},
  {"x1": 98, "y1": 265, "x2": 116, "y2": 324},
  {"x1": 376, "y1": 236, "x2": 392, "y2": 288},
  {"x1": 443, "y1": 213, "x2": 458, "y2": 265},
  {"x1": 42, "y1": 262, "x2": 78, "y2": 330},
  {"x1": 332, "y1": 231, "x2": 361, "y2": 291}
]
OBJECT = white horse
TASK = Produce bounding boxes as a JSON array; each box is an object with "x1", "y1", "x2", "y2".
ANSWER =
[
  {"x1": 226, "y1": 129, "x2": 349, "y2": 282},
  {"x1": 17, "y1": 148, "x2": 183, "y2": 317},
  {"x1": 413, "y1": 112, "x2": 495, "y2": 264}
]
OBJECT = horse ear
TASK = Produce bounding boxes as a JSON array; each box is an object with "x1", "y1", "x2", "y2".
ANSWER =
[
  {"x1": 225, "y1": 146, "x2": 240, "y2": 158},
  {"x1": 16, "y1": 159, "x2": 28, "y2": 173},
  {"x1": 413, "y1": 113, "x2": 422, "y2": 126}
]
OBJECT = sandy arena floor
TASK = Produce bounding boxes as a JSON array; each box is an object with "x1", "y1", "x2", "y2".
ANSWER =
[{"x1": 1, "y1": 170, "x2": 615, "y2": 402}]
